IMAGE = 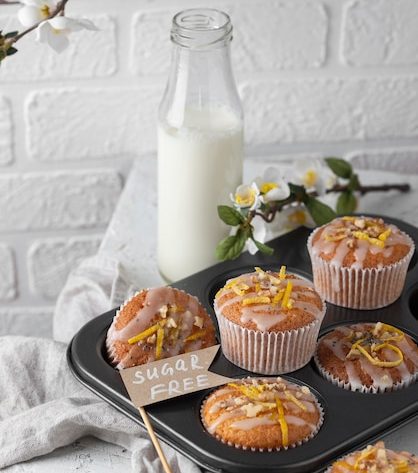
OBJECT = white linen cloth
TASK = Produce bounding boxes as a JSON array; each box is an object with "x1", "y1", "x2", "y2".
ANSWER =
[{"x1": 0, "y1": 255, "x2": 201, "y2": 473}]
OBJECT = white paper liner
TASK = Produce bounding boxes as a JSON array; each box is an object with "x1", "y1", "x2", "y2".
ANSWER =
[
  {"x1": 214, "y1": 302, "x2": 326, "y2": 374},
  {"x1": 200, "y1": 378, "x2": 324, "y2": 452},
  {"x1": 314, "y1": 337, "x2": 418, "y2": 394},
  {"x1": 307, "y1": 227, "x2": 415, "y2": 310}
]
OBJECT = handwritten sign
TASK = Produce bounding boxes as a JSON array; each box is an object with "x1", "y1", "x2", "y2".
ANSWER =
[{"x1": 120, "y1": 345, "x2": 232, "y2": 407}]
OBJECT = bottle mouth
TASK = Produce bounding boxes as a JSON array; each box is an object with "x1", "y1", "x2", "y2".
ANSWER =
[{"x1": 171, "y1": 8, "x2": 233, "y2": 49}]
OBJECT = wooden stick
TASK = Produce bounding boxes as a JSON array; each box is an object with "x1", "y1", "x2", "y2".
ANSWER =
[{"x1": 138, "y1": 406, "x2": 173, "y2": 473}]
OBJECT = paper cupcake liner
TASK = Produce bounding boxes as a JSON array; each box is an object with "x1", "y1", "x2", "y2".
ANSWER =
[
  {"x1": 214, "y1": 304, "x2": 325, "y2": 375},
  {"x1": 200, "y1": 378, "x2": 324, "y2": 452},
  {"x1": 314, "y1": 342, "x2": 418, "y2": 394},
  {"x1": 307, "y1": 228, "x2": 415, "y2": 310},
  {"x1": 106, "y1": 290, "x2": 142, "y2": 367}
]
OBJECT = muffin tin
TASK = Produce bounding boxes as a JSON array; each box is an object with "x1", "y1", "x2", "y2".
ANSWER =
[{"x1": 67, "y1": 215, "x2": 418, "y2": 473}]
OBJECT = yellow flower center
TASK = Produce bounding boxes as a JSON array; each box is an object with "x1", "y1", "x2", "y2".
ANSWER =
[
  {"x1": 235, "y1": 188, "x2": 256, "y2": 207},
  {"x1": 303, "y1": 170, "x2": 317, "y2": 188},
  {"x1": 41, "y1": 5, "x2": 51, "y2": 18},
  {"x1": 260, "y1": 182, "x2": 278, "y2": 194},
  {"x1": 288, "y1": 210, "x2": 307, "y2": 226}
]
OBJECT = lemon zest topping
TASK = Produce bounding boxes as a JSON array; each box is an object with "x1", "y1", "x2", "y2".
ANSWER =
[
  {"x1": 378, "y1": 228, "x2": 392, "y2": 242},
  {"x1": 332, "y1": 460, "x2": 356, "y2": 470},
  {"x1": 275, "y1": 397, "x2": 289, "y2": 447},
  {"x1": 232, "y1": 283, "x2": 250, "y2": 296},
  {"x1": 284, "y1": 390, "x2": 307, "y2": 411},
  {"x1": 279, "y1": 265, "x2": 286, "y2": 280},
  {"x1": 352, "y1": 231, "x2": 385, "y2": 248},
  {"x1": 324, "y1": 233, "x2": 347, "y2": 242},
  {"x1": 281, "y1": 281, "x2": 293, "y2": 309},
  {"x1": 347, "y1": 337, "x2": 404, "y2": 368},
  {"x1": 242, "y1": 296, "x2": 271, "y2": 306},
  {"x1": 185, "y1": 329, "x2": 207, "y2": 342},
  {"x1": 155, "y1": 327, "x2": 164, "y2": 360},
  {"x1": 373, "y1": 322, "x2": 405, "y2": 342},
  {"x1": 128, "y1": 323, "x2": 164, "y2": 345},
  {"x1": 225, "y1": 279, "x2": 239, "y2": 290},
  {"x1": 354, "y1": 446, "x2": 376, "y2": 469},
  {"x1": 228, "y1": 383, "x2": 260, "y2": 400},
  {"x1": 272, "y1": 289, "x2": 284, "y2": 305}
]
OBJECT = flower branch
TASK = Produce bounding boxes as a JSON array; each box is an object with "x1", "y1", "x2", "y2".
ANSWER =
[
  {"x1": 0, "y1": 0, "x2": 97, "y2": 61},
  {"x1": 216, "y1": 157, "x2": 411, "y2": 261}
]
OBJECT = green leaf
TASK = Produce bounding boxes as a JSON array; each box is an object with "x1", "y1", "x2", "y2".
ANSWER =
[
  {"x1": 252, "y1": 239, "x2": 274, "y2": 256},
  {"x1": 304, "y1": 195, "x2": 337, "y2": 226},
  {"x1": 217, "y1": 205, "x2": 244, "y2": 226},
  {"x1": 325, "y1": 157, "x2": 353, "y2": 179},
  {"x1": 288, "y1": 183, "x2": 307, "y2": 200},
  {"x1": 0, "y1": 49, "x2": 6, "y2": 62},
  {"x1": 336, "y1": 191, "x2": 357, "y2": 215},
  {"x1": 4, "y1": 31, "x2": 18, "y2": 39},
  {"x1": 6, "y1": 46, "x2": 17, "y2": 56},
  {"x1": 216, "y1": 229, "x2": 247, "y2": 260},
  {"x1": 348, "y1": 173, "x2": 360, "y2": 191}
]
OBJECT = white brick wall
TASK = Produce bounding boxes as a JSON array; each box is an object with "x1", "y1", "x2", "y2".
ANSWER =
[{"x1": 1, "y1": 0, "x2": 418, "y2": 335}]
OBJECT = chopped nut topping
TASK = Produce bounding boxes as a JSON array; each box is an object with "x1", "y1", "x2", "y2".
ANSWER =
[
  {"x1": 147, "y1": 334, "x2": 156, "y2": 344},
  {"x1": 234, "y1": 397, "x2": 246, "y2": 406},
  {"x1": 166, "y1": 317, "x2": 177, "y2": 328},
  {"x1": 346, "y1": 239, "x2": 355, "y2": 249},
  {"x1": 242, "y1": 403, "x2": 264, "y2": 417},
  {"x1": 194, "y1": 316, "x2": 203, "y2": 328},
  {"x1": 354, "y1": 218, "x2": 366, "y2": 229},
  {"x1": 159, "y1": 305, "x2": 168, "y2": 318}
]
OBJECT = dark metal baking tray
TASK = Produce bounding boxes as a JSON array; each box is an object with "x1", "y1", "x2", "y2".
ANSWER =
[{"x1": 67, "y1": 215, "x2": 418, "y2": 473}]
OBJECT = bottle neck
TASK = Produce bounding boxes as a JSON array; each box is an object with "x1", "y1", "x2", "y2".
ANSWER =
[
  {"x1": 161, "y1": 42, "x2": 242, "y2": 129},
  {"x1": 159, "y1": 8, "x2": 242, "y2": 130}
]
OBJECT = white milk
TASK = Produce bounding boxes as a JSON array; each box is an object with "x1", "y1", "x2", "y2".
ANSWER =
[{"x1": 158, "y1": 106, "x2": 243, "y2": 282}]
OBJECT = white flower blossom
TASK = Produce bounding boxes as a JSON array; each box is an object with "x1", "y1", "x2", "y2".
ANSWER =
[
  {"x1": 292, "y1": 158, "x2": 336, "y2": 196},
  {"x1": 254, "y1": 167, "x2": 291, "y2": 203},
  {"x1": 246, "y1": 215, "x2": 266, "y2": 255},
  {"x1": 279, "y1": 204, "x2": 315, "y2": 231},
  {"x1": 18, "y1": 0, "x2": 56, "y2": 28},
  {"x1": 230, "y1": 182, "x2": 261, "y2": 211},
  {"x1": 36, "y1": 16, "x2": 98, "y2": 53}
]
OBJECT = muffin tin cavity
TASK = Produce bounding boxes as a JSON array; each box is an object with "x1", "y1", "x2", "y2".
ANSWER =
[{"x1": 68, "y1": 216, "x2": 418, "y2": 473}]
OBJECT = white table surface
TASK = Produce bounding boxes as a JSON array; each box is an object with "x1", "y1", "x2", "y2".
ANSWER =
[{"x1": 8, "y1": 157, "x2": 418, "y2": 472}]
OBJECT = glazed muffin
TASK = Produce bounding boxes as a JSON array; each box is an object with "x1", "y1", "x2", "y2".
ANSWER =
[
  {"x1": 107, "y1": 287, "x2": 217, "y2": 369},
  {"x1": 308, "y1": 216, "x2": 414, "y2": 309},
  {"x1": 315, "y1": 322, "x2": 418, "y2": 393},
  {"x1": 201, "y1": 377, "x2": 323, "y2": 451},
  {"x1": 328, "y1": 441, "x2": 418, "y2": 472},
  {"x1": 214, "y1": 266, "x2": 326, "y2": 374}
]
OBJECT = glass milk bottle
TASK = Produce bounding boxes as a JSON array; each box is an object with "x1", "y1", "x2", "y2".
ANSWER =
[{"x1": 158, "y1": 8, "x2": 243, "y2": 282}]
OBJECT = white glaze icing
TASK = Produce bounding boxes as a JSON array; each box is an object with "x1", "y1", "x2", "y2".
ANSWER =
[{"x1": 216, "y1": 270, "x2": 323, "y2": 332}]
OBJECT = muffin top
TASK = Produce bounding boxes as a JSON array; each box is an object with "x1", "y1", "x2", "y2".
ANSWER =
[
  {"x1": 201, "y1": 377, "x2": 322, "y2": 451},
  {"x1": 214, "y1": 266, "x2": 324, "y2": 332},
  {"x1": 316, "y1": 322, "x2": 418, "y2": 392},
  {"x1": 107, "y1": 287, "x2": 217, "y2": 369},
  {"x1": 310, "y1": 216, "x2": 412, "y2": 269},
  {"x1": 329, "y1": 441, "x2": 418, "y2": 472}
]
